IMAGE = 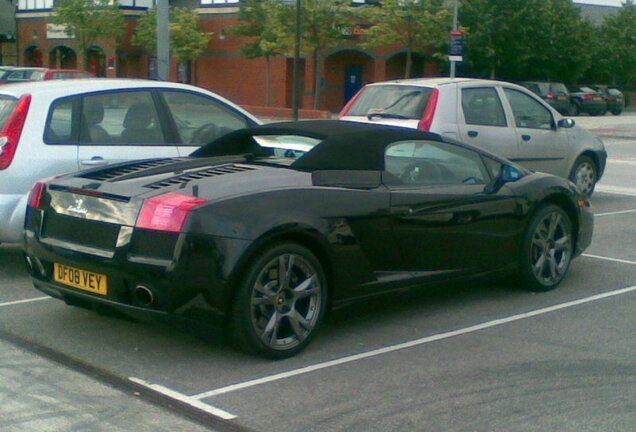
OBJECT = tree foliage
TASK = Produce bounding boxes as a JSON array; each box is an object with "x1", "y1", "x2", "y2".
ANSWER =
[
  {"x1": 592, "y1": 0, "x2": 636, "y2": 88},
  {"x1": 132, "y1": 7, "x2": 212, "y2": 64},
  {"x1": 233, "y1": 0, "x2": 288, "y2": 106},
  {"x1": 359, "y1": 0, "x2": 449, "y2": 79},
  {"x1": 50, "y1": 0, "x2": 125, "y2": 69},
  {"x1": 278, "y1": 0, "x2": 353, "y2": 109}
]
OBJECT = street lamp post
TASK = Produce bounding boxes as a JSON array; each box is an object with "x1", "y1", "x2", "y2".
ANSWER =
[
  {"x1": 157, "y1": 0, "x2": 169, "y2": 81},
  {"x1": 292, "y1": 0, "x2": 301, "y2": 120}
]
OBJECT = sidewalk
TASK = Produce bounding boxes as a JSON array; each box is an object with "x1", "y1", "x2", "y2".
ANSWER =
[{"x1": 0, "y1": 339, "x2": 214, "y2": 432}]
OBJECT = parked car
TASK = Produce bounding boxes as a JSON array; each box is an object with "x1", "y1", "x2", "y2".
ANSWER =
[
  {"x1": 0, "y1": 79, "x2": 260, "y2": 244},
  {"x1": 22, "y1": 120, "x2": 593, "y2": 358},
  {"x1": 339, "y1": 78, "x2": 606, "y2": 196},
  {"x1": 567, "y1": 85, "x2": 607, "y2": 116},
  {"x1": 0, "y1": 67, "x2": 47, "y2": 84},
  {"x1": 589, "y1": 85, "x2": 625, "y2": 116},
  {"x1": 0, "y1": 67, "x2": 93, "y2": 84},
  {"x1": 521, "y1": 81, "x2": 570, "y2": 115}
]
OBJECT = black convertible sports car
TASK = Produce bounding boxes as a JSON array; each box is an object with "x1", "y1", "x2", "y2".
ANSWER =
[{"x1": 23, "y1": 120, "x2": 593, "y2": 358}]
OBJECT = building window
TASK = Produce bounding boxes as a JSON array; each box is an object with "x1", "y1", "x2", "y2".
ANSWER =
[
  {"x1": 200, "y1": 0, "x2": 239, "y2": 5},
  {"x1": 18, "y1": 0, "x2": 54, "y2": 11}
]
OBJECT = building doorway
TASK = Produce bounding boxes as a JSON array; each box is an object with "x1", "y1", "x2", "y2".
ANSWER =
[
  {"x1": 49, "y1": 46, "x2": 77, "y2": 69},
  {"x1": 24, "y1": 46, "x2": 43, "y2": 67},
  {"x1": 86, "y1": 46, "x2": 106, "y2": 77}
]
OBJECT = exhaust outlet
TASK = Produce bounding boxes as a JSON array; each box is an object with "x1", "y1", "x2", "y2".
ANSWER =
[{"x1": 134, "y1": 284, "x2": 154, "y2": 306}]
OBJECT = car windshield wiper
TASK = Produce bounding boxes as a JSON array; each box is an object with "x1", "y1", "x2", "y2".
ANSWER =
[{"x1": 367, "y1": 112, "x2": 412, "y2": 120}]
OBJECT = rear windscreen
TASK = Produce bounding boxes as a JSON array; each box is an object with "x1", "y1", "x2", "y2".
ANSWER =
[
  {"x1": 346, "y1": 85, "x2": 433, "y2": 119},
  {"x1": 0, "y1": 96, "x2": 18, "y2": 130},
  {"x1": 550, "y1": 83, "x2": 568, "y2": 94}
]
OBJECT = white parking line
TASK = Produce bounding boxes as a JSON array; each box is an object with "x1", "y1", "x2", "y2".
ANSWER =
[
  {"x1": 192, "y1": 284, "x2": 636, "y2": 400},
  {"x1": 607, "y1": 159, "x2": 636, "y2": 166},
  {"x1": 595, "y1": 185, "x2": 636, "y2": 197},
  {"x1": 595, "y1": 208, "x2": 636, "y2": 217},
  {"x1": 0, "y1": 297, "x2": 51, "y2": 308},
  {"x1": 129, "y1": 377, "x2": 237, "y2": 420},
  {"x1": 582, "y1": 254, "x2": 636, "y2": 266}
]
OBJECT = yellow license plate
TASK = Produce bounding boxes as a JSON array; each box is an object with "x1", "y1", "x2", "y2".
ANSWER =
[{"x1": 54, "y1": 263, "x2": 107, "y2": 295}]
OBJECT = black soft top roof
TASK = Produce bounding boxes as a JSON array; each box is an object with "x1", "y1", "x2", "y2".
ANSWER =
[{"x1": 191, "y1": 120, "x2": 443, "y2": 171}]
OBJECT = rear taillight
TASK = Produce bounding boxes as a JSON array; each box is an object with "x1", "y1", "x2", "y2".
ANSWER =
[
  {"x1": 546, "y1": 92, "x2": 554, "y2": 100},
  {"x1": 27, "y1": 181, "x2": 46, "y2": 209},
  {"x1": 417, "y1": 88, "x2": 439, "y2": 131},
  {"x1": 338, "y1": 87, "x2": 365, "y2": 118},
  {"x1": 582, "y1": 94, "x2": 594, "y2": 101},
  {"x1": 0, "y1": 94, "x2": 31, "y2": 171},
  {"x1": 136, "y1": 192, "x2": 207, "y2": 233}
]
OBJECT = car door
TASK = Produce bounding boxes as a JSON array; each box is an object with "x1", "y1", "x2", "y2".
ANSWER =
[
  {"x1": 158, "y1": 90, "x2": 256, "y2": 155},
  {"x1": 76, "y1": 90, "x2": 180, "y2": 169},
  {"x1": 457, "y1": 86, "x2": 520, "y2": 160},
  {"x1": 501, "y1": 87, "x2": 568, "y2": 176},
  {"x1": 385, "y1": 140, "x2": 521, "y2": 276}
]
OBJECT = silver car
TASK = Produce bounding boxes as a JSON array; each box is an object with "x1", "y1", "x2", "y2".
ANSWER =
[
  {"x1": 340, "y1": 78, "x2": 606, "y2": 196},
  {"x1": 0, "y1": 79, "x2": 260, "y2": 244}
]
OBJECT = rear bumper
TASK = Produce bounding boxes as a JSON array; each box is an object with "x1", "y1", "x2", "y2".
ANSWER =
[
  {"x1": 22, "y1": 225, "x2": 251, "y2": 327},
  {"x1": 0, "y1": 193, "x2": 28, "y2": 243}
]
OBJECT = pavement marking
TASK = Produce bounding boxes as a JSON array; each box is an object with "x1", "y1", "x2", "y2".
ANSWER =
[
  {"x1": 595, "y1": 185, "x2": 636, "y2": 197},
  {"x1": 606, "y1": 159, "x2": 636, "y2": 166},
  {"x1": 129, "y1": 377, "x2": 237, "y2": 420},
  {"x1": 582, "y1": 254, "x2": 636, "y2": 266},
  {"x1": 192, "y1": 284, "x2": 636, "y2": 400},
  {"x1": 0, "y1": 296, "x2": 51, "y2": 308},
  {"x1": 595, "y1": 208, "x2": 636, "y2": 217}
]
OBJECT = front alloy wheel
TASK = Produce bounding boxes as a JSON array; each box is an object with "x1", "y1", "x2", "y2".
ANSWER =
[
  {"x1": 229, "y1": 243, "x2": 326, "y2": 358},
  {"x1": 570, "y1": 156, "x2": 597, "y2": 197},
  {"x1": 520, "y1": 205, "x2": 573, "y2": 292}
]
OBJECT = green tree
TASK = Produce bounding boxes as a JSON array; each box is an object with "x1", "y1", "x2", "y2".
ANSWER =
[
  {"x1": 132, "y1": 7, "x2": 212, "y2": 83},
  {"x1": 279, "y1": 0, "x2": 353, "y2": 109},
  {"x1": 525, "y1": 0, "x2": 590, "y2": 82},
  {"x1": 595, "y1": 1, "x2": 636, "y2": 88},
  {"x1": 50, "y1": 0, "x2": 125, "y2": 70},
  {"x1": 461, "y1": 0, "x2": 589, "y2": 82},
  {"x1": 359, "y1": 0, "x2": 449, "y2": 79},
  {"x1": 233, "y1": 0, "x2": 288, "y2": 106}
]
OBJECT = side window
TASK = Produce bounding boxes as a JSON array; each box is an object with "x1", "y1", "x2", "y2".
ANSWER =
[
  {"x1": 504, "y1": 88, "x2": 553, "y2": 130},
  {"x1": 79, "y1": 91, "x2": 166, "y2": 145},
  {"x1": 46, "y1": 99, "x2": 75, "y2": 143},
  {"x1": 162, "y1": 91, "x2": 250, "y2": 146},
  {"x1": 461, "y1": 87, "x2": 507, "y2": 127},
  {"x1": 385, "y1": 140, "x2": 490, "y2": 186}
]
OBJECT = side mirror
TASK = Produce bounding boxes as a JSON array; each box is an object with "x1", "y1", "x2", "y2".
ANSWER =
[
  {"x1": 485, "y1": 164, "x2": 522, "y2": 194},
  {"x1": 558, "y1": 118, "x2": 575, "y2": 128},
  {"x1": 501, "y1": 165, "x2": 521, "y2": 182}
]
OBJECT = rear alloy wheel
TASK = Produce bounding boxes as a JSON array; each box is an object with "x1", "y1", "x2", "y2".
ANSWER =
[
  {"x1": 570, "y1": 155, "x2": 597, "y2": 197},
  {"x1": 229, "y1": 243, "x2": 326, "y2": 358},
  {"x1": 519, "y1": 205, "x2": 573, "y2": 292},
  {"x1": 611, "y1": 109, "x2": 623, "y2": 116}
]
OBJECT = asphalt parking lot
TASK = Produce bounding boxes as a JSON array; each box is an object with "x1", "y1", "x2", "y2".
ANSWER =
[{"x1": 2, "y1": 113, "x2": 636, "y2": 432}]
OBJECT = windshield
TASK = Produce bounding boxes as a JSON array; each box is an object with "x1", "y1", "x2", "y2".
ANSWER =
[{"x1": 346, "y1": 85, "x2": 433, "y2": 119}]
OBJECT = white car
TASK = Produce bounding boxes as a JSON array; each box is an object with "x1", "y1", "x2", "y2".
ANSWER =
[
  {"x1": 340, "y1": 78, "x2": 607, "y2": 196},
  {"x1": 0, "y1": 79, "x2": 260, "y2": 244}
]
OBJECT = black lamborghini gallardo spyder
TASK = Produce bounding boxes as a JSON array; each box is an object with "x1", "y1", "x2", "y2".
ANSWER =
[{"x1": 23, "y1": 120, "x2": 593, "y2": 358}]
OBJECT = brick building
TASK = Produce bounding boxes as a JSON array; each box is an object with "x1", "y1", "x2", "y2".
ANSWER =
[
  {"x1": 15, "y1": 0, "x2": 443, "y2": 113},
  {"x1": 14, "y1": 1, "x2": 620, "y2": 113}
]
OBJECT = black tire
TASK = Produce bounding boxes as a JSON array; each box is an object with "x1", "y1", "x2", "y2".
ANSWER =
[
  {"x1": 228, "y1": 242, "x2": 327, "y2": 359},
  {"x1": 519, "y1": 205, "x2": 573, "y2": 292},
  {"x1": 611, "y1": 109, "x2": 623, "y2": 116},
  {"x1": 569, "y1": 103, "x2": 580, "y2": 116},
  {"x1": 569, "y1": 155, "x2": 597, "y2": 197}
]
